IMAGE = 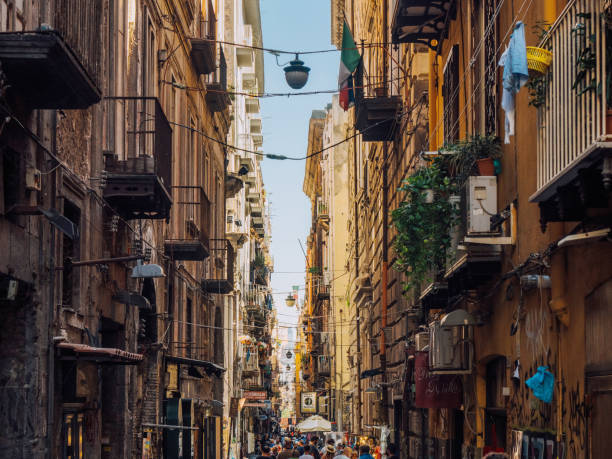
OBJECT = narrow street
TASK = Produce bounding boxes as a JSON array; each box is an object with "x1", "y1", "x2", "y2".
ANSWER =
[{"x1": 0, "y1": 0, "x2": 611, "y2": 458}]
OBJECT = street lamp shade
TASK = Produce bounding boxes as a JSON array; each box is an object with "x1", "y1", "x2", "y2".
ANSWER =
[
  {"x1": 285, "y1": 295, "x2": 296, "y2": 307},
  {"x1": 283, "y1": 55, "x2": 310, "y2": 89}
]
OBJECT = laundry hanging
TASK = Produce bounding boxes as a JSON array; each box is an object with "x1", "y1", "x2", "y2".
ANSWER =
[
  {"x1": 525, "y1": 366, "x2": 555, "y2": 403},
  {"x1": 498, "y1": 21, "x2": 529, "y2": 144}
]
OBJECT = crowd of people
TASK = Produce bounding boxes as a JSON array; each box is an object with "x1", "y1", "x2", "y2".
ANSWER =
[{"x1": 250, "y1": 435, "x2": 398, "y2": 459}]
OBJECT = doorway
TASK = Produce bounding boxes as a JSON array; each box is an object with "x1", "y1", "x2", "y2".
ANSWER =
[{"x1": 585, "y1": 278, "x2": 612, "y2": 458}]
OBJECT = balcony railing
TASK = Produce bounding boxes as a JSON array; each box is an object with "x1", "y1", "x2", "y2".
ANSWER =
[
  {"x1": 201, "y1": 239, "x2": 234, "y2": 294},
  {"x1": 205, "y1": 47, "x2": 231, "y2": 112},
  {"x1": 316, "y1": 355, "x2": 332, "y2": 377},
  {"x1": 531, "y1": 0, "x2": 611, "y2": 225},
  {"x1": 354, "y1": 63, "x2": 402, "y2": 142},
  {"x1": 103, "y1": 97, "x2": 172, "y2": 220},
  {"x1": 190, "y1": 0, "x2": 216, "y2": 75},
  {"x1": 54, "y1": 0, "x2": 103, "y2": 88},
  {"x1": 391, "y1": 0, "x2": 455, "y2": 45},
  {"x1": 0, "y1": 30, "x2": 101, "y2": 109},
  {"x1": 165, "y1": 186, "x2": 210, "y2": 261}
]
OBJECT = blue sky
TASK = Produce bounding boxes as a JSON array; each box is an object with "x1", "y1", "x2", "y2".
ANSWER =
[{"x1": 259, "y1": 0, "x2": 337, "y2": 328}]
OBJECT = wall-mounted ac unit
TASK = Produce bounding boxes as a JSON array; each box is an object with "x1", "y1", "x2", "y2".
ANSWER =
[
  {"x1": 415, "y1": 332, "x2": 429, "y2": 351},
  {"x1": 467, "y1": 175, "x2": 497, "y2": 235},
  {"x1": 429, "y1": 321, "x2": 472, "y2": 374}
]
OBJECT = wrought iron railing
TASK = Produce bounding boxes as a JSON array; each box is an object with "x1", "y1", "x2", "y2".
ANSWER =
[
  {"x1": 535, "y1": 0, "x2": 608, "y2": 195},
  {"x1": 167, "y1": 186, "x2": 210, "y2": 248},
  {"x1": 104, "y1": 97, "x2": 173, "y2": 189},
  {"x1": 54, "y1": 0, "x2": 103, "y2": 86}
]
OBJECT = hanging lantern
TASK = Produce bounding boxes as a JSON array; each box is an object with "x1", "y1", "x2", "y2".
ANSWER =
[
  {"x1": 285, "y1": 294, "x2": 296, "y2": 307},
  {"x1": 283, "y1": 54, "x2": 310, "y2": 89}
]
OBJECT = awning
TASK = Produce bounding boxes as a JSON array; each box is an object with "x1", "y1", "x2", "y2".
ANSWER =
[
  {"x1": 166, "y1": 355, "x2": 226, "y2": 377},
  {"x1": 56, "y1": 342, "x2": 143, "y2": 364},
  {"x1": 360, "y1": 367, "x2": 384, "y2": 379}
]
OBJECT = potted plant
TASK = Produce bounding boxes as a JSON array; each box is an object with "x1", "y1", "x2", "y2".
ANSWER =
[{"x1": 442, "y1": 135, "x2": 502, "y2": 179}]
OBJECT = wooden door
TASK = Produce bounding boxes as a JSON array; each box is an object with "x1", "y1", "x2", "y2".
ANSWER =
[{"x1": 585, "y1": 278, "x2": 612, "y2": 459}]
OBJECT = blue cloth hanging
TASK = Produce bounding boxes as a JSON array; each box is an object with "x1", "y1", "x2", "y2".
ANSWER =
[
  {"x1": 525, "y1": 366, "x2": 555, "y2": 403},
  {"x1": 498, "y1": 21, "x2": 529, "y2": 144}
]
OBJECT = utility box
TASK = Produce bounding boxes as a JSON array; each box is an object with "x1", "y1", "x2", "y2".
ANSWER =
[{"x1": 467, "y1": 175, "x2": 497, "y2": 235}]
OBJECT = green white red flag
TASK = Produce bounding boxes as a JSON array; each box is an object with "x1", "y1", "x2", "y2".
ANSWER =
[{"x1": 338, "y1": 21, "x2": 361, "y2": 111}]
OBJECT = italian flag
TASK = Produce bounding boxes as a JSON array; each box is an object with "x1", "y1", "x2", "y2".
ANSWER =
[{"x1": 338, "y1": 21, "x2": 361, "y2": 111}]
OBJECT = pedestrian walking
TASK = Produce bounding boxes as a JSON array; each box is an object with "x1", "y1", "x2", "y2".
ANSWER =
[
  {"x1": 277, "y1": 439, "x2": 300, "y2": 459},
  {"x1": 321, "y1": 444, "x2": 336, "y2": 459},
  {"x1": 358, "y1": 445, "x2": 375, "y2": 459},
  {"x1": 299, "y1": 444, "x2": 315, "y2": 459}
]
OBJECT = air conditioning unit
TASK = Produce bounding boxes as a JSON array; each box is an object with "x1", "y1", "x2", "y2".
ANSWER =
[
  {"x1": 467, "y1": 175, "x2": 497, "y2": 235},
  {"x1": 429, "y1": 321, "x2": 472, "y2": 374},
  {"x1": 415, "y1": 331, "x2": 429, "y2": 351}
]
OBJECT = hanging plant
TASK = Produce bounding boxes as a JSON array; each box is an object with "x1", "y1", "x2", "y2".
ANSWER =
[
  {"x1": 526, "y1": 22, "x2": 552, "y2": 108},
  {"x1": 392, "y1": 161, "x2": 460, "y2": 293},
  {"x1": 572, "y1": 13, "x2": 598, "y2": 96}
]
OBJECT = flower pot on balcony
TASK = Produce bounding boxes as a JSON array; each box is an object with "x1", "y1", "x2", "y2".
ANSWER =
[
  {"x1": 607, "y1": 109, "x2": 612, "y2": 134},
  {"x1": 476, "y1": 158, "x2": 495, "y2": 176},
  {"x1": 374, "y1": 87, "x2": 385, "y2": 97}
]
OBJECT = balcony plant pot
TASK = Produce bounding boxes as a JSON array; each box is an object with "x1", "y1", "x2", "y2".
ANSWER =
[
  {"x1": 476, "y1": 157, "x2": 495, "y2": 176},
  {"x1": 374, "y1": 87, "x2": 385, "y2": 97},
  {"x1": 607, "y1": 109, "x2": 612, "y2": 134}
]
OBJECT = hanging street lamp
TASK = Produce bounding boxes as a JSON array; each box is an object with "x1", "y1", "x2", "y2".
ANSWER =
[
  {"x1": 285, "y1": 294, "x2": 296, "y2": 307},
  {"x1": 283, "y1": 54, "x2": 310, "y2": 89}
]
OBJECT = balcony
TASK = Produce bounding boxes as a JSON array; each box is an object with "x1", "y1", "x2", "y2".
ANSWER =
[
  {"x1": 205, "y1": 47, "x2": 231, "y2": 113},
  {"x1": 391, "y1": 0, "x2": 455, "y2": 46},
  {"x1": 242, "y1": 344, "x2": 260, "y2": 377},
  {"x1": 164, "y1": 187, "x2": 210, "y2": 261},
  {"x1": 316, "y1": 355, "x2": 332, "y2": 377},
  {"x1": 201, "y1": 239, "x2": 234, "y2": 294},
  {"x1": 354, "y1": 65, "x2": 402, "y2": 142},
  {"x1": 245, "y1": 284, "x2": 268, "y2": 319},
  {"x1": 530, "y1": 0, "x2": 612, "y2": 229},
  {"x1": 103, "y1": 97, "x2": 172, "y2": 220},
  {"x1": 316, "y1": 198, "x2": 329, "y2": 223},
  {"x1": 190, "y1": 0, "x2": 216, "y2": 75},
  {"x1": 0, "y1": 31, "x2": 100, "y2": 109}
]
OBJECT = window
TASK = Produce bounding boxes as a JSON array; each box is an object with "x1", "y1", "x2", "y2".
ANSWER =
[
  {"x1": 62, "y1": 200, "x2": 81, "y2": 308},
  {"x1": 443, "y1": 45, "x2": 460, "y2": 143},
  {"x1": 62, "y1": 412, "x2": 84, "y2": 459},
  {"x1": 186, "y1": 296, "x2": 193, "y2": 358},
  {"x1": 0, "y1": 146, "x2": 21, "y2": 215}
]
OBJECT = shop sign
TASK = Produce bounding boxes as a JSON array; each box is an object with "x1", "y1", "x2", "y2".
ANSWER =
[
  {"x1": 244, "y1": 390, "x2": 267, "y2": 400},
  {"x1": 244, "y1": 402, "x2": 267, "y2": 408},
  {"x1": 301, "y1": 391, "x2": 316, "y2": 413},
  {"x1": 414, "y1": 351, "x2": 462, "y2": 409}
]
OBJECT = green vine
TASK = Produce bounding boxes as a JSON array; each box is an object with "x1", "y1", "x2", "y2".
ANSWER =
[
  {"x1": 440, "y1": 134, "x2": 502, "y2": 183},
  {"x1": 392, "y1": 161, "x2": 460, "y2": 293}
]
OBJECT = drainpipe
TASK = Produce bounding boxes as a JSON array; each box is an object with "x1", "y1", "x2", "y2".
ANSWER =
[
  {"x1": 543, "y1": 0, "x2": 557, "y2": 26},
  {"x1": 46, "y1": 110, "x2": 58, "y2": 457},
  {"x1": 353, "y1": 126, "x2": 362, "y2": 434},
  {"x1": 381, "y1": 140, "x2": 389, "y2": 426},
  {"x1": 381, "y1": 0, "x2": 390, "y2": 426}
]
